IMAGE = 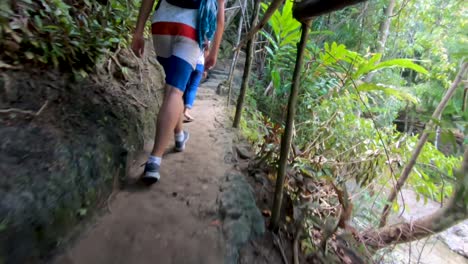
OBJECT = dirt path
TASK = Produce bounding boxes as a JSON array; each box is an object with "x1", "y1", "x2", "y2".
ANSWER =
[{"x1": 53, "y1": 74, "x2": 237, "y2": 264}]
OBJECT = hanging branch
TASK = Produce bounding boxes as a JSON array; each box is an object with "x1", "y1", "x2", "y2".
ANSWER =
[
  {"x1": 233, "y1": 0, "x2": 261, "y2": 128},
  {"x1": 234, "y1": 0, "x2": 285, "y2": 51},
  {"x1": 238, "y1": 0, "x2": 251, "y2": 29},
  {"x1": 379, "y1": 62, "x2": 468, "y2": 227},
  {"x1": 376, "y1": 0, "x2": 396, "y2": 55},
  {"x1": 224, "y1": 6, "x2": 241, "y2": 29},
  {"x1": 270, "y1": 20, "x2": 312, "y2": 231}
]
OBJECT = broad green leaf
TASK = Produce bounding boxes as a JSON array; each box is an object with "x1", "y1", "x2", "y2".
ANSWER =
[
  {"x1": 78, "y1": 208, "x2": 87, "y2": 217},
  {"x1": 281, "y1": 30, "x2": 301, "y2": 47},
  {"x1": 259, "y1": 31, "x2": 279, "y2": 51},
  {"x1": 355, "y1": 83, "x2": 419, "y2": 103},
  {"x1": 271, "y1": 70, "x2": 281, "y2": 90},
  {"x1": 25, "y1": 52, "x2": 34, "y2": 60},
  {"x1": 374, "y1": 59, "x2": 429, "y2": 74},
  {"x1": 368, "y1": 53, "x2": 382, "y2": 65},
  {"x1": 308, "y1": 30, "x2": 334, "y2": 37},
  {"x1": 264, "y1": 46, "x2": 275, "y2": 57},
  {"x1": 355, "y1": 59, "x2": 429, "y2": 78},
  {"x1": 0, "y1": 219, "x2": 7, "y2": 232}
]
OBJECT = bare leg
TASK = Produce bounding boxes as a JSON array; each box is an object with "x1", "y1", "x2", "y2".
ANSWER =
[{"x1": 151, "y1": 84, "x2": 184, "y2": 157}]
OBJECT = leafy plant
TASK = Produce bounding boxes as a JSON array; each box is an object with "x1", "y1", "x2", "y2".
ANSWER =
[
  {"x1": 316, "y1": 42, "x2": 426, "y2": 104},
  {"x1": 260, "y1": 0, "x2": 301, "y2": 48},
  {"x1": 249, "y1": 35, "x2": 457, "y2": 206},
  {"x1": 0, "y1": 0, "x2": 140, "y2": 71},
  {"x1": 260, "y1": 1, "x2": 332, "y2": 95},
  {"x1": 242, "y1": 0, "x2": 466, "y2": 260}
]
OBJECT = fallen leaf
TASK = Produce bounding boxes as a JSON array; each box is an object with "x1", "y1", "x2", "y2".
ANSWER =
[
  {"x1": 267, "y1": 173, "x2": 276, "y2": 182},
  {"x1": 262, "y1": 209, "x2": 272, "y2": 217}
]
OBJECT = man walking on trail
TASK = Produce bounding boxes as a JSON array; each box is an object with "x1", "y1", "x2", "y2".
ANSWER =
[{"x1": 131, "y1": 0, "x2": 225, "y2": 184}]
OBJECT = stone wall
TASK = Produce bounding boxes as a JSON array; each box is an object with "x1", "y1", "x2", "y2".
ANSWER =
[{"x1": 0, "y1": 46, "x2": 164, "y2": 263}]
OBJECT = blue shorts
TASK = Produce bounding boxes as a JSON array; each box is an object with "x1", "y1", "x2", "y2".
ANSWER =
[{"x1": 151, "y1": 0, "x2": 202, "y2": 92}]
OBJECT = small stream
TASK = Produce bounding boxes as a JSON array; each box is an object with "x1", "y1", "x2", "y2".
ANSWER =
[
  {"x1": 349, "y1": 183, "x2": 467, "y2": 263},
  {"x1": 390, "y1": 189, "x2": 468, "y2": 264}
]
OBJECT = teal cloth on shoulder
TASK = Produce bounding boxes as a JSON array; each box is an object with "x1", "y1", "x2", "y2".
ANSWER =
[{"x1": 197, "y1": 0, "x2": 218, "y2": 49}]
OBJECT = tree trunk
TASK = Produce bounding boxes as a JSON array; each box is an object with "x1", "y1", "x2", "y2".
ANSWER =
[
  {"x1": 364, "y1": 0, "x2": 396, "y2": 82},
  {"x1": 379, "y1": 62, "x2": 468, "y2": 227},
  {"x1": 233, "y1": 0, "x2": 261, "y2": 128},
  {"x1": 434, "y1": 117, "x2": 441, "y2": 150},
  {"x1": 376, "y1": 0, "x2": 396, "y2": 55},
  {"x1": 364, "y1": 148, "x2": 468, "y2": 248},
  {"x1": 270, "y1": 20, "x2": 312, "y2": 231},
  {"x1": 358, "y1": 1, "x2": 369, "y2": 27},
  {"x1": 462, "y1": 86, "x2": 467, "y2": 112}
]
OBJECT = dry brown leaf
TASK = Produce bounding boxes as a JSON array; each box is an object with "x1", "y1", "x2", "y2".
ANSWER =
[{"x1": 262, "y1": 209, "x2": 272, "y2": 217}]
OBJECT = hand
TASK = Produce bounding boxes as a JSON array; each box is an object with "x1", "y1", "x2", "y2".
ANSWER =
[
  {"x1": 131, "y1": 34, "x2": 145, "y2": 57},
  {"x1": 204, "y1": 52, "x2": 217, "y2": 70}
]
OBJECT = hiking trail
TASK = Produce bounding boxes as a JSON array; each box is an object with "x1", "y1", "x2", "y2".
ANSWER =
[{"x1": 53, "y1": 66, "x2": 265, "y2": 264}]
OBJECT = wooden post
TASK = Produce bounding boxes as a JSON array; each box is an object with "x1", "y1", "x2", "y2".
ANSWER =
[
  {"x1": 233, "y1": 0, "x2": 261, "y2": 128},
  {"x1": 292, "y1": 0, "x2": 366, "y2": 22},
  {"x1": 270, "y1": 20, "x2": 312, "y2": 231}
]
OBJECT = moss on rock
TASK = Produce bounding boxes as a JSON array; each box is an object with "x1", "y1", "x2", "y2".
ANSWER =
[{"x1": 0, "y1": 47, "x2": 164, "y2": 263}]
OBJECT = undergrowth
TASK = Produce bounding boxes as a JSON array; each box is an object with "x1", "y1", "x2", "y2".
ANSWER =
[{"x1": 0, "y1": 0, "x2": 139, "y2": 73}]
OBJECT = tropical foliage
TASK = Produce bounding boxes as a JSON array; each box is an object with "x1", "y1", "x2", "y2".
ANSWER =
[
  {"x1": 240, "y1": 0, "x2": 466, "y2": 259},
  {"x1": 247, "y1": 0, "x2": 465, "y2": 203}
]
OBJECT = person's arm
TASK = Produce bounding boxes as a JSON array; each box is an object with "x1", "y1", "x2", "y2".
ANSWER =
[
  {"x1": 204, "y1": 0, "x2": 225, "y2": 69},
  {"x1": 131, "y1": 0, "x2": 156, "y2": 57}
]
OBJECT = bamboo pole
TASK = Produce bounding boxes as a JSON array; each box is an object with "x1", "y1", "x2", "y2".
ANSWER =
[
  {"x1": 234, "y1": 0, "x2": 284, "y2": 51},
  {"x1": 233, "y1": 0, "x2": 261, "y2": 128},
  {"x1": 270, "y1": 20, "x2": 312, "y2": 231},
  {"x1": 227, "y1": 0, "x2": 248, "y2": 106}
]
